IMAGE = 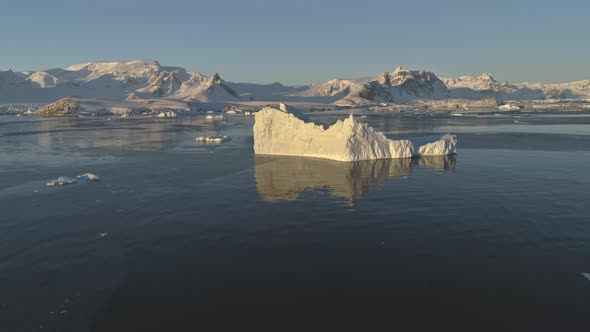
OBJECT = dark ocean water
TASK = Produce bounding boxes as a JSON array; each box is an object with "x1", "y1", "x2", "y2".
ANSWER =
[{"x1": 1, "y1": 112, "x2": 590, "y2": 331}]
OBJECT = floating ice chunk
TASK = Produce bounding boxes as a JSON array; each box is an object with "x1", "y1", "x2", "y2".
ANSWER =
[
  {"x1": 76, "y1": 173, "x2": 101, "y2": 181},
  {"x1": 583, "y1": 273, "x2": 590, "y2": 281},
  {"x1": 206, "y1": 115, "x2": 224, "y2": 120},
  {"x1": 253, "y1": 106, "x2": 456, "y2": 162},
  {"x1": 195, "y1": 135, "x2": 232, "y2": 143},
  {"x1": 47, "y1": 176, "x2": 78, "y2": 186},
  {"x1": 498, "y1": 103, "x2": 522, "y2": 111},
  {"x1": 409, "y1": 134, "x2": 457, "y2": 157},
  {"x1": 157, "y1": 111, "x2": 177, "y2": 118}
]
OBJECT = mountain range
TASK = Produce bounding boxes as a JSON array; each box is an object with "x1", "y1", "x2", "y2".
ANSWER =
[{"x1": 1, "y1": 60, "x2": 589, "y2": 106}]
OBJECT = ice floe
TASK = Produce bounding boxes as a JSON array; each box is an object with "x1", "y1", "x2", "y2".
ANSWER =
[{"x1": 253, "y1": 105, "x2": 456, "y2": 161}]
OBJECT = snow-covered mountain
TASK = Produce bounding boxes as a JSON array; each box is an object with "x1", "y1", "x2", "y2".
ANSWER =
[
  {"x1": 442, "y1": 73, "x2": 590, "y2": 101},
  {"x1": 227, "y1": 66, "x2": 449, "y2": 106},
  {"x1": 1, "y1": 60, "x2": 589, "y2": 105},
  {"x1": 0, "y1": 60, "x2": 239, "y2": 103}
]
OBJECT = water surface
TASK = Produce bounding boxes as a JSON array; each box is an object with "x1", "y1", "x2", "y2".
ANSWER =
[{"x1": 1, "y1": 113, "x2": 590, "y2": 331}]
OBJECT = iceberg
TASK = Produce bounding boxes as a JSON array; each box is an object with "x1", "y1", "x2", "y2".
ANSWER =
[{"x1": 253, "y1": 105, "x2": 456, "y2": 162}]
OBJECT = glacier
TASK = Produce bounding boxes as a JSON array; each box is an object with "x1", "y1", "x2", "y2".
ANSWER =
[{"x1": 253, "y1": 105, "x2": 456, "y2": 162}]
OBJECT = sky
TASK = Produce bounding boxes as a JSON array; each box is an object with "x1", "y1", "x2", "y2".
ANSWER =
[{"x1": 1, "y1": 0, "x2": 588, "y2": 85}]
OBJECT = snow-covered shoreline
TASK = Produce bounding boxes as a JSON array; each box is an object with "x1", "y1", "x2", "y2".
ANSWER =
[{"x1": 1, "y1": 60, "x2": 589, "y2": 113}]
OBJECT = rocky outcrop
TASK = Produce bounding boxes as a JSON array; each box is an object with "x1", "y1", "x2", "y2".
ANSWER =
[{"x1": 34, "y1": 97, "x2": 80, "y2": 116}]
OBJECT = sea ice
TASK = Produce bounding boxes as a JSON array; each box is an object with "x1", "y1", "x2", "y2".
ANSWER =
[
  {"x1": 46, "y1": 176, "x2": 78, "y2": 186},
  {"x1": 253, "y1": 105, "x2": 456, "y2": 161}
]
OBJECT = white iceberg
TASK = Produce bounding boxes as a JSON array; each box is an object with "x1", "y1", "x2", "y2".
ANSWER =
[
  {"x1": 46, "y1": 176, "x2": 78, "y2": 186},
  {"x1": 253, "y1": 106, "x2": 456, "y2": 162},
  {"x1": 206, "y1": 114, "x2": 224, "y2": 120}
]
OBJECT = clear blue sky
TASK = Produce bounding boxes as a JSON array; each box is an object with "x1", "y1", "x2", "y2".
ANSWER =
[{"x1": 1, "y1": 0, "x2": 588, "y2": 84}]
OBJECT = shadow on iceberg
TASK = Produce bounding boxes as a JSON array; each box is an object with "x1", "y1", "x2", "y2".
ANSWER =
[{"x1": 255, "y1": 155, "x2": 456, "y2": 205}]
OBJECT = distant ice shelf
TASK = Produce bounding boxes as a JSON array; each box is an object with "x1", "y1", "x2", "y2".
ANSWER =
[{"x1": 253, "y1": 104, "x2": 456, "y2": 162}]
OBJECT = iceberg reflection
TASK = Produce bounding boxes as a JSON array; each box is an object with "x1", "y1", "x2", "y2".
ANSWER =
[{"x1": 255, "y1": 155, "x2": 456, "y2": 204}]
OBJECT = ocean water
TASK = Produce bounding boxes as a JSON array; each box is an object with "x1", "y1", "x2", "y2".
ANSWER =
[{"x1": 1, "y1": 112, "x2": 590, "y2": 331}]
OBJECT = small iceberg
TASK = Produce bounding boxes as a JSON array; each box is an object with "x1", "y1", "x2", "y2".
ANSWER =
[
  {"x1": 206, "y1": 115, "x2": 224, "y2": 120},
  {"x1": 47, "y1": 176, "x2": 78, "y2": 186},
  {"x1": 76, "y1": 173, "x2": 101, "y2": 181},
  {"x1": 195, "y1": 135, "x2": 232, "y2": 143},
  {"x1": 157, "y1": 111, "x2": 177, "y2": 118},
  {"x1": 253, "y1": 105, "x2": 456, "y2": 162},
  {"x1": 498, "y1": 103, "x2": 523, "y2": 111}
]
